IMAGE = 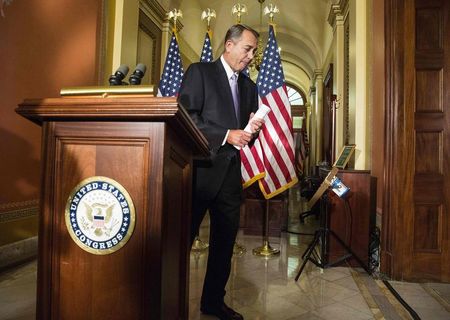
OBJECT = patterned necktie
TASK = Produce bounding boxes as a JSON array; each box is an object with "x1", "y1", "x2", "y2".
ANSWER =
[{"x1": 230, "y1": 73, "x2": 240, "y2": 123}]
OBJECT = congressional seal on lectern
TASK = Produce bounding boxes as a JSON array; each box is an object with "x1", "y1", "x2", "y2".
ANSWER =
[{"x1": 65, "y1": 176, "x2": 135, "y2": 255}]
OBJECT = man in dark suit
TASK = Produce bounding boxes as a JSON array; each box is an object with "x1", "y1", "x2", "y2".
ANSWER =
[{"x1": 178, "y1": 24, "x2": 263, "y2": 320}]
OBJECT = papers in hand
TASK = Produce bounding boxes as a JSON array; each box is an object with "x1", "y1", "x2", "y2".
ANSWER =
[{"x1": 234, "y1": 104, "x2": 271, "y2": 150}]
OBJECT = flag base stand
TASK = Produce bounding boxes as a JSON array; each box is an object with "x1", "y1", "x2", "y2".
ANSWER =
[
  {"x1": 253, "y1": 240, "x2": 280, "y2": 257},
  {"x1": 191, "y1": 236, "x2": 209, "y2": 252},
  {"x1": 233, "y1": 242, "x2": 247, "y2": 256},
  {"x1": 253, "y1": 199, "x2": 280, "y2": 258}
]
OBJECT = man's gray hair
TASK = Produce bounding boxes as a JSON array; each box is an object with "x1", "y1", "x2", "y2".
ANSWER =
[{"x1": 224, "y1": 24, "x2": 259, "y2": 46}]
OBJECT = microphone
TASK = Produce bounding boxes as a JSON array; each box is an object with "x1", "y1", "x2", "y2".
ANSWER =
[
  {"x1": 108, "y1": 65, "x2": 129, "y2": 85},
  {"x1": 129, "y1": 63, "x2": 147, "y2": 85}
]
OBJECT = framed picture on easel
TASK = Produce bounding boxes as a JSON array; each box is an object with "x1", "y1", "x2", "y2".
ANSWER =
[{"x1": 333, "y1": 145, "x2": 356, "y2": 169}]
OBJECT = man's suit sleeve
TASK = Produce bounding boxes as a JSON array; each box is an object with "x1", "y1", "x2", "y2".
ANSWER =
[{"x1": 178, "y1": 64, "x2": 229, "y2": 150}]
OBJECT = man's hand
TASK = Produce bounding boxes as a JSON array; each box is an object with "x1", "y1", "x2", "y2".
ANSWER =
[
  {"x1": 227, "y1": 130, "x2": 253, "y2": 148},
  {"x1": 249, "y1": 112, "x2": 265, "y2": 135}
]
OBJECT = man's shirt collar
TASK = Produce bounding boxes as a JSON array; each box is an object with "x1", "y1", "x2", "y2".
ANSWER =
[{"x1": 220, "y1": 55, "x2": 238, "y2": 80}]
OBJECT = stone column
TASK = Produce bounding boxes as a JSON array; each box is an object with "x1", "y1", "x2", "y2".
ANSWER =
[
  {"x1": 111, "y1": 0, "x2": 139, "y2": 73},
  {"x1": 314, "y1": 70, "x2": 323, "y2": 166},
  {"x1": 353, "y1": 0, "x2": 368, "y2": 169},
  {"x1": 328, "y1": 2, "x2": 346, "y2": 161},
  {"x1": 160, "y1": 20, "x2": 171, "y2": 72}
]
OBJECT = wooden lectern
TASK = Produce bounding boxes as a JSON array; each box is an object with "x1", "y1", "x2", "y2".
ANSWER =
[{"x1": 16, "y1": 94, "x2": 208, "y2": 320}]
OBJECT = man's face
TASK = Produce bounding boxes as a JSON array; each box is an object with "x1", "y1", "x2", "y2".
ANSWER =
[{"x1": 224, "y1": 30, "x2": 258, "y2": 72}]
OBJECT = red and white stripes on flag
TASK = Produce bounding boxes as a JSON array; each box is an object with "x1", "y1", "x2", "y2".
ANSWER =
[
  {"x1": 240, "y1": 25, "x2": 298, "y2": 199},
  {"x1": 294, "y1": 130, "x2": 309, "y2": 176}
]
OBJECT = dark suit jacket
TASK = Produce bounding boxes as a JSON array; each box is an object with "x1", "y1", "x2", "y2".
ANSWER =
[{"x1": 178, "y1": 59, "x2": 258, "y2": 201}]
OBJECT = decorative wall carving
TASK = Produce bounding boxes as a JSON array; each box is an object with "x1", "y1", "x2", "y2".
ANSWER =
[{"x1": 0, "y1": 0, "x2": 13, "y2": 18}]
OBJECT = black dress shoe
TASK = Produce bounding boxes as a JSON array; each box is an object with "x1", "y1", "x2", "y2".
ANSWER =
[{"x1": 200, "y1": 303, "x2": 244, "y2": 320}]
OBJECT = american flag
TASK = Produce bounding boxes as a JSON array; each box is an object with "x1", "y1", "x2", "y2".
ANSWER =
[
  {"x1": 240, "y1": 25, "x2": 298, "y2": 198},
  {"x1": 241, "y1": 67, "x2": 250, "y2": 77},
  {"x1": 294, "y1": 130, "x2": 309, "y2": 177},
  {"x1": 157, "y1": 33, "x2": 184, "y2": 97},
  {"x1": 200, "y1": 31, "x2": 213, "y2": 62}
]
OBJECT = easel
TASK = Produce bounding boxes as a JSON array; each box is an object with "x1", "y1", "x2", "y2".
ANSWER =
[{"x1": 294, "y1": 167, "x2": 371, "y2": 281}]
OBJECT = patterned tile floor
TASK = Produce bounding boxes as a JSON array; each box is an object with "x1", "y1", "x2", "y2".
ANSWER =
[
  {"x1": 2, "y1": 234, "x2": 449, "y2": 320},
  {"x1": 1, "y1": 187, "x2": 449, "y2": 319},
  {"x1": 188, "y1": 224, "x2": 450, "y2": 320}
]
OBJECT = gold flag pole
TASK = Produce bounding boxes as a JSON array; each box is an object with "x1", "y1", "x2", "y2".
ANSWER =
[
  {"x1": 201, "y1": 8, "x2": 216, "y2": 32},
  {"x1": 233, "y1": 240, "x2": 247, "y2": 256},
  {"x1": 230, "y1": 2, "x2": 249, "y2": 256},
  {"x1": 231, "y1": 3, "x2": 247, "y2": 23},
  {"x1": 192, "y1": 9, "x2": 216, "y2": 253},
  {"x1": 253, "y1": 3, "x2": 281, "y2": 257},
  {"x1": 191, "y1": 237, "x2": 209, "y2": 252},
  {"x1": 253, "y1": 199, "x2": 280, "y2": 256},
  {"x1": 263, "y1": 3, "x2": 279, "y2": 24},
  {"x1": 191, "y1": 8, "x2": 216, "y2": 252},
  {"x1": 167, "y1": 8, "x2": 183, "y2": 36}
]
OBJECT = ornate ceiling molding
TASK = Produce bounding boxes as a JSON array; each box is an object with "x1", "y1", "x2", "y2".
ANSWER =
[
  {"x1": 312, "y1": 69, "x2": 323, "y2": 84},
  {"x1": 140, "y1": 0, "x2": 183, "y2": 32},
  {"x1": 327, "y1": 0, "x2": 349, "y2": 30}
]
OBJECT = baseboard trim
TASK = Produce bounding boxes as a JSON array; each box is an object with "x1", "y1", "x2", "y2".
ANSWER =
[{"x1": 0, "y1": 236, "x2": 38, "y2": 271}]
